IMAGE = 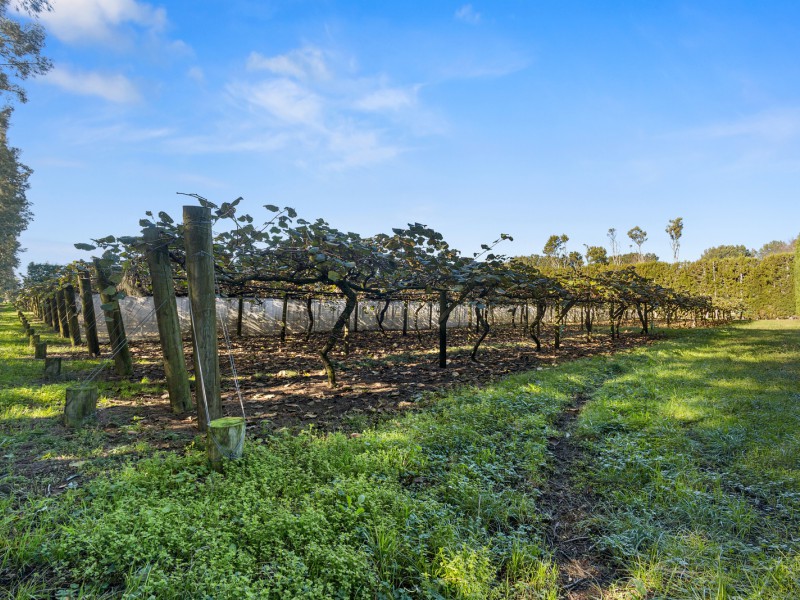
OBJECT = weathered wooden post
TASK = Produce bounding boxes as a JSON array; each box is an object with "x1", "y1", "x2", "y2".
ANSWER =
[
  {"x1": 34, "y1": 342, "x2": 47, "y2": 359},
  {"x1": 207, "y1": 416, "x2": 245, "y2": 472},
  {"x1": 77, "y1": 271, "x2": 101, "y2": 357},
  {"x1": 438, "y1": 290, "x2": 448, "y2": 368},
  {"x1": 143, "y1": 226, "x2": 193, "y2": 414},
  {"x1": 402, "y1": 299, "x2": 409, "y2": 336},
  {"x1": 236, "y1": 295, "x2": 244, "y2": 337},
  {"x1": 64, "y1": 284, "x2": 83, "y2": 346},
  {"x1": 93, "y1": 259, "x2": 133, "y2": 377},
  {"x1": 63, "y1": 385, "x2": 98, "y2": 427},
  {"x1": 56, "y1": 288, "x2": 70, "y2": 338},
  {"x1": 29, "y1": 333, "x2": 39, "y2": 348},
  {"x1": 183, "y1": 205, "x2": 222, "y2": 431},
  {"x1": 280, "y1": 293, "x2": 289, "y2": 344},
  {"x1": 44, "y1": 357, "x2": 61, "y2": 379}
]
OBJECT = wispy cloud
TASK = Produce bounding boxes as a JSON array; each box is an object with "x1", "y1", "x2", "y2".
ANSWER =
[
  {"x1": 45, "y1": 65, "x2": 141, "y2": 103},
  {"x1": 247, "y1": 47, "x2": 330, "y2": 81},
  {"x1": 40, "y1": 0, "x2": 166, "y2": 44},
  {"x1": 354, "y1": 86, "x2": 419, "y2": 112},
  {"x1": 455, "y1": 4, "x2": 481, "y2": 25},
  {"x1": 683, "y1": 108, "x2": 800, "y2": 142}
]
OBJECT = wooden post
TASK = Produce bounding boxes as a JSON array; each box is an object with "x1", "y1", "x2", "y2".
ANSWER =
[
  {"x1": 44, "y1": 357, "x2": 61, "y2": 379},
  {"x1": 63, "y1": 385, "x2": 98, "y2": 427},
  {"x1": 236, "y1": 296, "x2": 244, "y2": 337},
  {"x1": 56, "y1": 289, "x2": 70, "y2": 338},
  {"x1": 94, "y1": 259, "x2": 133, "y2": 376},
  {"x1": 279, "y1": 293, "x2": 289, "y2": 344},
  {"x1": 64, "y1": 284, "x2": 83, "y2": 346},
  {"x1": 78, "y1": 271, "x2": 101, "y2": 356},
  {"x1": 29, "y1": 333, "x2": 39, "y2": 348},
  {"x1": 207, "y1": 416, "x2": 245, "y2": 472},
  {"x1": 352, "y1": 300, "x2": 359, "y2": 333},
  {"x1": 183, "y1": 205, "x2": 222, "y2": 431},
  {"x1": 438, "y1": 290, "x2": 448, "y2": 368},
  {"x1": 402, "y1": 300, "x2": 409, "y2": 336},
  {"x1": 143, "y1": 226, "x2": 193, "y2": 414},
  {"x1": 34, "y1": 342, "x2": 47, "y2": 359}
]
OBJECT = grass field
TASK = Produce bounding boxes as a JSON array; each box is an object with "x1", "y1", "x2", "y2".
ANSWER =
[{"x1": 1, "y1": 304, "x2": 798, "y2": 598}]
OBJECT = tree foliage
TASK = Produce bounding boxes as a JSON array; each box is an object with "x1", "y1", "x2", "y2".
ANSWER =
[
  {"x1": 0, "y1": 0, "x2": 51, "y2": 295},
  {"x1": 666, "y1": 217, "x2": 683, "y2": 262},
  {"x1": 700, "y1": 244, "x2": 753, "y2": 261}
]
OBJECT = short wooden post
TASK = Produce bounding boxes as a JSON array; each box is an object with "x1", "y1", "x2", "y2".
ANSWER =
[
  {"x1": 64, "y1": 284, "x2": 83, "y2": 346},
  {"x1": 78, "y1": 271, "x2": 101, "y2": 356},
  {"x1": 207, "y1": 416, "x2": 245, "y2": 472},
  {"x1": 94, "y1": 259, "x2": 133, "y2": 377},
  {"x1": 63, "y1": 385, "x2": 98, "y2": 427},
  {"x1": 143, "y1": 226, "x2": 192, "y2": 414},
  {"x1": 44, "y1": 357, "x2": 61, "y2": 379},
  {"x1": 183, "y1": 205, "x2": 222, "y2": 431},
  {"x1": 34, "y1": 342, "x2": 47, "y2": 359},
  {"x1": 29, "y1": 333, "x2": 39, "y2": 348}
]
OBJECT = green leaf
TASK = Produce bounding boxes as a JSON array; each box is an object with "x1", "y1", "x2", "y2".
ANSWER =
[
  {"x1": 102, "y1": 285, "x2": 117, "y2": 296},
  {"x1": 101, "y1": 303, "x2": 116, "y2": 312},
  {"x1": 139, "y1": 219, "x2": 154, "y2": 228},
  {"x1": 264, "y1": 204, "x2": 279, "y2": 212},
  {"x1": 74, "y1": 243, "x2": 96, "y2": 251},
  {"x1": 328, "y1": 271, "x2": 341, "y2": 282},
  {"x1": 108, "y1": 273, "x2": 122, "y2": 284},
  {"x1": 158, "y1": 211, "x2": 174, "y2": 224}
]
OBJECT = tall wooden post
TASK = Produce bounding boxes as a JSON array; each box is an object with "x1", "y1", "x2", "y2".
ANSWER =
[
  {"x1": 56, "y1": 289, "x2": 69, "y2": 338},
  {"x1": 48, "y1": 296, "x2": 58, "y2": 331},
  {"x1": 438, "y1": 290, "x2": 449, "y2": 368},
  {"x1": 64, "y1": 284, "x2": 83, "y2": 346},
  {"x1": 78, "y1": 271, "x2": 101, "y2": 356},
  {"x1": 143, "y1": 226, "x2": 193, "y2": 414},
  {"x1": 183, "y1": 205, "x2": 222, "y2": 431},
  {"x1": 402, "y1": 300, "x2": 409, "y2": 336},
  {"x1": 42, "y1": 295, "x2": 52, "y2": 328},
  {"x1": 94, "y1": 259, "x2": 133, "y2": 376},
  {"x1": 236, "y1": 296, "x2": 244, "y2": 337},
  {"x1": 280, "y1": 293, "x2": 289, "y2": 344}
]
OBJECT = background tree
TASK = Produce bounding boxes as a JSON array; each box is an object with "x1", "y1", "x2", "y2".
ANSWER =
[
  {"x1": 584, "y1": 245, "x2": 609, "y2": 265},
  {"x1": 627, "y1": 226, "x2": 648, "y2": 262},
  {"x1": 700, "y1": 244, "x2": 753, "y2": 260},
  {"x1": 0, "y1": 0, "x2": 51, "y2": 296},
  {"x1": 607, "y1": 228, "x2": 620, "y2": 265},
  {"x1": 666, "y1": 217, "x2": 683, "y2": 262},
  {"x1": 542, "y1": 234, "x2": 568, "y2": 268},
  {"x1": 757, "y1": 238, "x2": 796, "y2": 259}
]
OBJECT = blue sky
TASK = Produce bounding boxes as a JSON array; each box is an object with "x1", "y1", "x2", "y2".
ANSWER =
[{"x1": 11, "y1": 0, "x2": 800, "y2": 269}]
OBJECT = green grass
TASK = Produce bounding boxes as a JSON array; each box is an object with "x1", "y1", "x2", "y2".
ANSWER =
[
  {"x1": 576, "y1": 321, "x2": 800, "y2": 599},
  {"x1": 2, "y1": 304, "x2": 798, "y2": 599}
]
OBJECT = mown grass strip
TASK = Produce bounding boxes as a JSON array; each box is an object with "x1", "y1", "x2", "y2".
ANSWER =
[{"x1": 577, "y1": 321, "x2": 800, "y2": 599}]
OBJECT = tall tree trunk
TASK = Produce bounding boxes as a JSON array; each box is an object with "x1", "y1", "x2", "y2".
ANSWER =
[
  {"x1": 236, "y1": 295, "x2": 244, "y2": 337},
  {"x1": 305, "y1": 296, "x2": 314, "y2": 341},
  {"x1": 470, "y1": 307, "x2": 491, "y2": 362},
  {"x1": 376, "y1": 298, "x2": 391, "y2": 334},
  {"x1": 319, "y1": 281, "x2": 357, "y2": 387}
]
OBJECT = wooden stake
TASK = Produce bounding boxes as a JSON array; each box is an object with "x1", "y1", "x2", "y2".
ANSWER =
[
  {"x1": 94, "y1": 259, "x2": 133, "y2": 376},
  {"x1": 63, "y1": 385, "x2": 97, "y2": 427},
  {"x1": 183, "y1": 205, "x2": 222, "y2": 430},
  {"x1": 143, "y1": 226, "x2": 192, "y2": 414},
  {"x1": 44, "y1": 357, "x2": 62, "y2": 379},
  {"x1": 207, "y1": 416, "x2": 245, "y2": 472},
  {"x1": 77, "y1": 271, "x2": 101, "y2": 356},
  {"x1": 64, "y1": 284, "x2": 83, "y2": 346},
  {"x1": 34, "y1": 342, "x2": 47, "y2": 359}
]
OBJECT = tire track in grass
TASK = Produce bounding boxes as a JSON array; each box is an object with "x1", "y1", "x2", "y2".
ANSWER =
[{"x1": 541, "y1": 393, "x2": 618, "y2": 599}]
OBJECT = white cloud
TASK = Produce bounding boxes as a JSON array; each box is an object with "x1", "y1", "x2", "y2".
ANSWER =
[
  {"x1": 247, "y1": 47, "x2": 330, "y2": 81},
  {"x1": 354, "y1": 87, "x2": 418, "y2": 112},
  {"x1": 230, "y1": 79, "x2": 323, "y2": 125},
  {"x1": 45, "y1": 65, "x2": 141, "y2": 103},
  {"x1": 455, "y1": 4, "x2": 481, "y2": 25},
  {"x1": 40, "y1": 0, "x2": 166, "y2": 43}
]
